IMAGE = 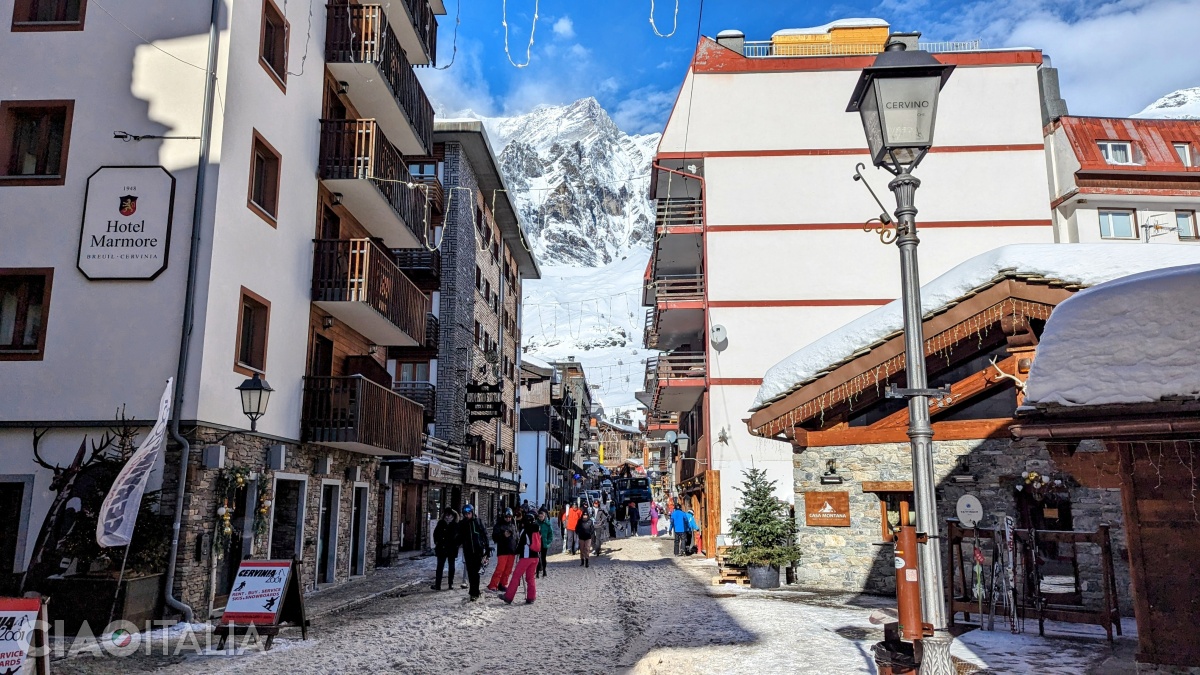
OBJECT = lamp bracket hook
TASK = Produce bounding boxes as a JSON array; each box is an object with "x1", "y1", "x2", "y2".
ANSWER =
[{"x1": 855, "y1": 163, "x2": 897, "y2": 244}]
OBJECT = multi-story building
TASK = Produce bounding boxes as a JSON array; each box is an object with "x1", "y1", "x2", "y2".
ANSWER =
[
  {"x1": 640, "y1": 20, "x2": 1058, "y2": 551},
  {"x1": 0, "y1": 0, "x2": 445, "y2": 617},
  {"x1": 1044, "y1": 115, "x2": 1200, "y2": 245},
  {"x1": 596, "y1": 419, "x2": 644, "y2": 474},
  {"x1": 550, "y1": 359, "x2": 596, "y2": 500},
  {"x1": 517, "y1": 356, "x2": 569, "y2": 509}
]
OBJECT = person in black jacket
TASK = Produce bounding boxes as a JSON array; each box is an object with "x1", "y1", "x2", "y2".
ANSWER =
[
  {"x1": 575, "y1": 511, "x2": 596, "y2": 568},
  {"x1": 487, "y1": 509, "x2": 519, "y2": 592},
  {"x1": 457, "y1": 504, "x2": 492, "y2": 601},
  {"x1": 431, "y1": 509, "x2": 459, "y2": 591}
]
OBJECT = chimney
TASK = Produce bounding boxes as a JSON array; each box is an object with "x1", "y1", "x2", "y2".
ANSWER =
[
  {"x1": 715, "y1": 29, "x2": 745, "y2": 54},
  {"x1": 887, "y1": 31, "x2": 921, "y2": 51},
  {"x1": 1038, "y1": 56, "x2": 1069, "y2": 126}
]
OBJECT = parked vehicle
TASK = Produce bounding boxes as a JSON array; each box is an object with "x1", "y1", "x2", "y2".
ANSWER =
[{"x1": 614, "y1": 477, "x2": 652, "y2": 506}]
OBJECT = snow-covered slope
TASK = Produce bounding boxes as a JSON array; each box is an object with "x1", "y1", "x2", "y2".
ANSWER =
[
  {"x1": 1132, "y1": 87, "x2": 1200, "y2": 119},
  {"x1": 468, "y1": 98, "x2": 659, "y2": 267}
]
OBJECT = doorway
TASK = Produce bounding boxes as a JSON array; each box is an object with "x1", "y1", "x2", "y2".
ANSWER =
[
  {"x1": 317, "y1": 482, "x2": 340, "y2": 584},
  {"x1": 269, "y1": 477, "x2": 306, "y2": 561},
  {"x1": 0, "y1": 479, "x2": 30, "y2": 594},
  {"x1": 214, "y1": 484, "x2": 249, "y2": 608},
  {"x1": 349, "y1": 486, "x2": 368, "y2": 577}
]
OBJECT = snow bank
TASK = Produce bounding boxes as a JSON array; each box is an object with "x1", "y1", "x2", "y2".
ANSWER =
[
  {"x1": 1024, "y1": 264, "x2": 1200, "y2": 406},
  {"x1": 752, "y1": 244, "x2": 1200, "y2": 409},
  {"x1": 772, "y1": 18, "x2": 888, "y2": 37}
]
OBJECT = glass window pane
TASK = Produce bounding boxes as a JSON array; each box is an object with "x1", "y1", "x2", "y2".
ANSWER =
[
  {"x1": 1111, "y1": 212, "x2": 1134, "y2": 238},
  {"x1": 1111, "y1": 144, "x2": 1130, "y2": 164},
  {"x1": 1175, "y1": 144, "x2": 1191, "y2": 166},
  {"x1": 1178, "y1": 212, "x2": 1197, "y2": 239},
  {"x1": 0, "y1": 284, "x2": 18, "y2": 346}
]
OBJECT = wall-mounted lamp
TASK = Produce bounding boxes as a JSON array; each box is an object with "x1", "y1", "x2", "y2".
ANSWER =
[
  {"x1": 368, "y1": 344, "x2": 379, "y2": 355},
  {"x1": 950, "y1": 455, "x2": 976, "y2": 484},
  {"x1": 236, "y1": 373, "x2": 273, "y2": 432},
  {"x1": 820, "y1": 458, "x2": 845, "y2": 485},
  {"x1": 337, "y1": 81, "x2": 349, "y2": 94},
  {"x1": 331, "y1": 193, "x2": 344, "y2": 206},
  {"x1": 322, "y1": 315, "x2": 334, "y2": 329}
]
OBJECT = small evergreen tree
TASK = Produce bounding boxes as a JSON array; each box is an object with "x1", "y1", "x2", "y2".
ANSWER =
[{"x1": 726, "y1": 468, "x2": 801, "y2": 567}]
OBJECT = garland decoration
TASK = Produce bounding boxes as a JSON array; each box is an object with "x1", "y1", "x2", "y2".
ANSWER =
[{"x1": 212, "y1": 466, "x2": 273, "y2": 559}]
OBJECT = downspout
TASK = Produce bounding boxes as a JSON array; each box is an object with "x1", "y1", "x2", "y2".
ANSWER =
[{"x1": 163, "y1": 0, "x2": 222, "y2": 624}]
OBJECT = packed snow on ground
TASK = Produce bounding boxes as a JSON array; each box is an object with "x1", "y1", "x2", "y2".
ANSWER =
[
  {"x1": 522, "y1": 249, "x2": 654, "y2": 415},
  {"x1": 753, "y1": 244, "x2": 1200, "y2": 409},
  {"x1": 1025, "y1": 264, "x2": 1200, "y2": 406},
  {"x1": 1132, "y1": 87, "x2": 1200, "y2": 119}
]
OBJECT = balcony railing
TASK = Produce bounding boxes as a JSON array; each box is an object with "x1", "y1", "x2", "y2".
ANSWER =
[
  {"x1": 393, "y1": 381, "x2": 435, "y2": 418},
  {"x1": 312, "y1": 238, "x2": 428, "y2": 345},
  {"x1": 643, "y1": 307, "x2": 658, "y2": 349},
  {"x1": 741, "y1": 39, "x2": 981, "y2": 58},
  {"x1": 424, "y1": 313, "x2": 439, "y2": 349},
  {"x1": 325, "y1": 4, "x2": 434, "y2": 152},
  {"x1": 413, "y1": 175, "x2": 444, "y2": 213},
  {"x1": 400, "y1": 0, "x2": 438, "y2": 64},
  {"x1": 393, "y1": 248, "x2": 441, "y2": 290},
  {"x1": 318, "y1": 119, "x2": 428, "y2": 244},
  {"x1": 655, "y1": 198, "x2": 703, "y2": 231},
  {"x1": 302, "y1": 375, "x2": 423, "y2": 455},
  {"x1": 646, "y1": 352, "x2": 707, "y2": 392},
  {"x1": 653, "y1": 275, "x2": 705, "y2": 302},
  {"x1": 422, "y1": 434, "x2": 465, "y2": 473}
]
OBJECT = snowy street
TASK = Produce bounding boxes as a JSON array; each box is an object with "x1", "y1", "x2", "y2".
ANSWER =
[{"x1": 53, "y1": 534, "x2": 1133, "y2": 674}]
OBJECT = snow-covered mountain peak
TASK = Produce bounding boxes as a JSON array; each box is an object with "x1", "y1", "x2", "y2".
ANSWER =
[{"x1": 1132, "y1": 87, "x2": 1200, "y2": 119}]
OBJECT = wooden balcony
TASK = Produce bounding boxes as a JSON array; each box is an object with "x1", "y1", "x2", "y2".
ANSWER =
[
  {"x1": 318, "y1": 119, "x2": 427, "y2": 248},
  {"x1": 393, "y1": 248, "x2": 441, "y2": 291},
  {"x1": 655, "y1": 198, "x2": 703, "y2": 234},
  {"x1": 393, "y1": 0, "x2": 439, "y2": 66},
  {"x1": 325, "y1": 4, "x2": 433, "y2": 154},
  {"x1": 412, "y1": 175, "x2": 444, "y2": 213},
  {"x1": 643, "y1": 275, "x2": 705, "y2": 351},
  {"x1": 646, "y1": 352, "x2": 706, "y2": 412},
  {"x1": 302, "y1": 375, "x2": 424, "y2": 455},
  {"x1": 393, "y1": 381, "x2": 435, "y2": 421},
  {"x1": 645, "y1": 411, "x2": 681, "y2": 439},
  {"x1": 312, "y1": 238, "x2": 429, "y2": 346}
]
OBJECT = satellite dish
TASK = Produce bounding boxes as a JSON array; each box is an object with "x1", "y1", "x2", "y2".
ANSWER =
[
  {"x1": 710, "y1": 324, "x2": 727, "y2": 344},
  {"x1": 664, "y1": 431, "x2": 678, "y2": 443},
  {"x1": 955, "y1": 494, "x2": 984, "y2": 528}
]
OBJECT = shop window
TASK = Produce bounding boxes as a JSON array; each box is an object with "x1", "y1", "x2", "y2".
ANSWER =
[
  {"x1": 11, "y1": 0, "x2": 85, "y2": 30},
  {"x1": 0, "y1": 269, "x2": 52, "y2": 360},
  {"x1": 259, "y1": 0, "x2": 289, "y2": 90},
  {"x1": 1, "y1": 100, "x2": 72, "y2": 185},
  {"x1": 248, "y1": 130, "x2": 281, "y2": 223},
  {"x1": 235, "y1": 287, "x2": 270, "y2": 374}
]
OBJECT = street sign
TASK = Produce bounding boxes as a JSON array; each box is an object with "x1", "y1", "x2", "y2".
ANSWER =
[
  {"x1": 804, "y1": 491, "x2": 851, "y2": 527},
  {"x1": 466, "y1": 382, "x2": 503, "y2": 423}
]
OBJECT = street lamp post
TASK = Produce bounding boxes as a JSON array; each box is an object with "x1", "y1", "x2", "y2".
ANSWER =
[{"x1": 847, "y1": 40, "x2": 956, "y2": 675}]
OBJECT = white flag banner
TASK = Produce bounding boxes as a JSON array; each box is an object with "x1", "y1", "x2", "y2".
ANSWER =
[{"x1": 96, "y1": 378, "x2": 174, "y2": 547}]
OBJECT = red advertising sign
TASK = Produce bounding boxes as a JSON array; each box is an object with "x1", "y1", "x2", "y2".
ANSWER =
[
  {"x1": 0, "y1": 597, "x2": 42, "y2": 673},
  {"x1": 220, "y1": 560, "x2": 293, "y2": 625}
]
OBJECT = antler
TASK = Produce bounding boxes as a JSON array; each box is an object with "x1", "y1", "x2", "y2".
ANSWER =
[
  {"x1": 90, "y1": 429, "x2": 116, "y2": 459},
  {"x1": 30, "y1": 428, "x2": 60, "y2": 473},
  {"x1": 989, "y1": 356, "x2": 1027, "y2": 392}
]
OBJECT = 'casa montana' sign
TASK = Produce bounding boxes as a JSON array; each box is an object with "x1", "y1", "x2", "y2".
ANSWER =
[{"x1": 77, "y1": 166, "x2": 176, "y2": 280}]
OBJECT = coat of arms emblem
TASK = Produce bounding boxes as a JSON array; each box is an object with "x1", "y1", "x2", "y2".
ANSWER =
[{"x1": 119, "y1": 195, "x2": 138, "y2": 216}]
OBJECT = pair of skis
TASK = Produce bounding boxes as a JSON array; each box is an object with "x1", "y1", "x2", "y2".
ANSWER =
[{"x1": 985, "y1": 516, "x2": 1018, "y2": 633}]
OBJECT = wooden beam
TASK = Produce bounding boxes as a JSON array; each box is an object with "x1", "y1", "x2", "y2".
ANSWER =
[
  {"x1": 861, "y1": 481, "x2": 913, "y2": 493},
  {"x1": 803, "y1": 418, "x2": 1013, "y2": 448},
  {"x1": 869, "y1": 354, "x2": 1020, "y2": 429}
]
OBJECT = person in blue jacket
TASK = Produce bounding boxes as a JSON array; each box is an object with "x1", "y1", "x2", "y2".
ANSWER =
[
  {"x1": 684, "y1": 509, "x2": 701, "y2": 555},
  {"x1": 671, "y1": 506, "x2": 689, "y2": 556}
]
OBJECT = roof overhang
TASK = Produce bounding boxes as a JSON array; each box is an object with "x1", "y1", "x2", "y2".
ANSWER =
[{"x1": 434, "y1": 120, "x2": 541, "y2": 279}]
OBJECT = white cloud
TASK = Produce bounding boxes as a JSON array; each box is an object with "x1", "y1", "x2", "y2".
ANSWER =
[
  {"x1": 613, "y1": 86, "x2": 679, "y2": 135},
  {"x1": 416, "y1": 38, "x2": 498, "y2": 117},
  {"x1": 912, "y1": 0, "x2": 1200, "y2": 116},
  {"x1": 553, "y1": 16, "x2": 575, "y2": 39}
]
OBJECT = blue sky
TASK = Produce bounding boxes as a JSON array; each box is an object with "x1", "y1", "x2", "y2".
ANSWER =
[{"x1": 418, "y1": 0, "x2": 1200, "y2": 134}]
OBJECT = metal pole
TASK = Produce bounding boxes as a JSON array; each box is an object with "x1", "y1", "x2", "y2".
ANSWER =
[{"x1": 889, "y1": 170, "x2": 954, "y2": 673}]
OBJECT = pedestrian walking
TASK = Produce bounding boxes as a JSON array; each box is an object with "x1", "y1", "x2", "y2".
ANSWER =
[
  {"x1": 565, "y1": 503, "x2": 582, "y2": 554},
  {"x1": 628, "y1": 500, "x2": 640, "y2": 537},
  {"x1": 614, "y1": 501, "x2": 627, "y2": 538},
  {"x1": 671, "y1": 505, "x2": 689, "y2": 556},
  {"x1": 458, "y1": 505, "x2": 492, "y2": 601},
  {"x1": 607, "y1": 502, "x2": 618, "y2": 539},
  {"x1": 488, "y1": 509, "x2": 519, "y2": 592},
  {"x1": 666, "y1": 500, "x2": 675, "y2": 537},
  {"x1": 536, "y1": 509, "x2": 554, "y2": 578},
  {"x1": 503, "y1": 515, "x2": 542, "y2": 605},
  {"x1": 685, "y1": 509, "x2": 701, "y2": 555},
  {"x1": 591, "y1": 500, "x2": 608, "y2": 556},
  {"x1": 576, "y1": 511, "x2": 596, "y2": 568},
  {"x1": 431, "y1": 509, "x2": 459, "y2": 590},
  {"x1": 649, "y1": 502, "x2": 660, "y2": 537}
]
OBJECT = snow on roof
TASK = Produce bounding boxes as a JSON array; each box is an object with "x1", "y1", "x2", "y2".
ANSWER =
[
  {"x1": 1024, "y1": 264, "x2": 1200, "y2": 407},
  {"x1": 521, "y1": 354, "x2": 553, "y2": 371},
  {"x1": 752, "y1": 244, "x2": 1200, "y2": 410},
  {"x1": 772, "y1": 18, "x2": 888, "y2": 37},
  {"x1": 600, "y1": 419, "x2": 642, "y2": 435}
]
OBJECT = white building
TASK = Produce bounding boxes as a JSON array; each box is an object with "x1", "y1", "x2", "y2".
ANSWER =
[
  {"x1": 0, "y1": 0, "x2": 445, "y2": 617},
  {"x1": 641, "y1": 21, "x2": 1057, "y2": 549}
]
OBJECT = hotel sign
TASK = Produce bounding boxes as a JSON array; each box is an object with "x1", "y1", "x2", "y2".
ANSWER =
[
  {"x1": 466, "y1": 381, "x2": 503, "y2": 423},
  {"x1": 78, "y1": 166, "x2": 175, "y2": 280},
  {"x1": 804, "y1": 491, "x2": 851, "y2": 527}
]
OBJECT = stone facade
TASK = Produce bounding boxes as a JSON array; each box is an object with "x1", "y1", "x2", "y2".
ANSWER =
[
  {"x1": 792, "y1": 437, "x2": 1133, "y2": 615},
  {"x1": 161, "y1": 427, "x2": 380, "y2": 618}
]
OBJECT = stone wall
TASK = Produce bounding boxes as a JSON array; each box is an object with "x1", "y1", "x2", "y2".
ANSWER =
[
  {"x1": 161, "y1": 427, "x2": 380, "y2": 618},
  {"x1": 792, "y1": 436, "x2": 1133, "y2": 615}
]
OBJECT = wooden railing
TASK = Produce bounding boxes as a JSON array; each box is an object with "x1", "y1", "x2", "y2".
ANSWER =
[
  {"x1": 423, "y1": 313, "x2": 439, "y2": 349},
  {"x1": 653, "y1": 275, "x2": 705, "y2": 302},
  {"x1": 413, "y1": 175, "x2": 444, "y2": 212},
  {"x1": 302, "y1": 375, "x2": 423, "y2": 454},
  {"x1": 318, "y1": 119, "x2": 428, "y2": 237},
  {"x1": 646, "y1": 411, "x2": 680, "y2": 428},
  {"x1": 325, "y1": 4, "x2": 434, "y2": 151},
  {"x1": 312, "y1": 238, "x2": 429, "y2": 344},
  {"x1": 654, "y1": 352, "x2": 706, "y2": 383},
  {"x1": 422, "y1": 434, "x2": 465, "y2": 472},
  {"x1": 643, "y1": 307, "x2": 658, "y2": 348},
  {"x1": 655, "y1": 198, "x2": 703, "y2": 231},
  {"x1": 393, "y1": 381, "x2": 435, "y2": 417},
  {"x1": 399, "y1": 0, "x2": 438, "y2": 65}
]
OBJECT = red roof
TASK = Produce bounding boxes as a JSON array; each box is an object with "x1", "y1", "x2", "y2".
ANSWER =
[{"x1": 1056, "y1": 116, "x2": 1200, "y2": 175}]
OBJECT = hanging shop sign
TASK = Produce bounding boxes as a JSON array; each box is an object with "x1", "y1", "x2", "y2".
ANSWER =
[
  {"x1": 466, "y1": 382, "x2": 503, "y2": 423},
  {"x1": 0, "y1": 596, "x2": 48, "y2": 675},
  {"x1": 77, "y1": 166, "x2": 176, "y2": 280},
  {"x1": 804, "y1": 491, "x2": 851, "y2": 527}
]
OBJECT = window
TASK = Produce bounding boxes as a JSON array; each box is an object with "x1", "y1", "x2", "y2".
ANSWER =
[
  {"x1": 1, "y1": 101, "x2": 72, "y2": 185},
  {"x1": 1175, "y1": 143, "x2": 1194, "y2": 167},
  {"x1": 1178, "y1": 211, "x2": 1198, "y2": 241},
  {"x1": 11, "y1": 0, "x2": 85, "y2": 30},
  {"x1": 1098, "y1": 209, "x2": 1138, "y2": 240},
  {"x1": 475, "y1": 265, "x2": 482, "y2": 291},
  {"x1": 235, "y1": 287, "x2": 270, "y2": 374},
  {"x1": 474, "y1": 320, "x2": 482, "y2": 347},
  {"x1": 259, "y1": 0, "x2": 289, "y2": 90},
  {"x1": 398, "y1": 361, "x2": 429, "y2": 382},
  {"x1": 1097, "y1": 141, "x2": 1134, "y2": 165},
  {"x1": 0, "y1": 269, "x2": 52, "y2": 360},
  {"x1": 247, "y1": 131, "x2": 281, "y2": 223}
]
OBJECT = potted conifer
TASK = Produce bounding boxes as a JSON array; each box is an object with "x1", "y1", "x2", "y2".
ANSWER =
[{"x1": 725, "y1": 468, "x2": 801, "y2": 589}]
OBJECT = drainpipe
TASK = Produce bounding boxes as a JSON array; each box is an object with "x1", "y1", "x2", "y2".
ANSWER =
[{"x1": 163, "y1": 0, "x2": 222, "y2": 624}]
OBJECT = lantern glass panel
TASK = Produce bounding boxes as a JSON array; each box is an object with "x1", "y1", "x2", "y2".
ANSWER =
[
  {"x1": 241, "y1": 386, "x2": 270, "y2": 419},
  {"x1": 875, "y1": 75, "x2": 941, "y2": 148},
  {"x1": 857, "y1": 82, "x2": 886, "y2": 165}
]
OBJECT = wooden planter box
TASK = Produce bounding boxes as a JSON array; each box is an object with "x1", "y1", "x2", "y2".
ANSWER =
[{"x1": 43, "y1": 573, "x2": 164, "y2": 636}]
